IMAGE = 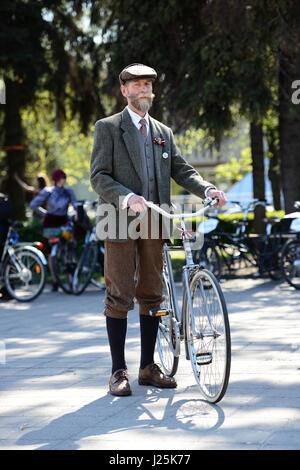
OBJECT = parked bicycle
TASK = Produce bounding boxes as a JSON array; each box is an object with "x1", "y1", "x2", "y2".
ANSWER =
[
  {"x1": 194, "y1": 199, "x2": 284, "y2": 280},
  {"x1": 147, "y1": 198, "x2": 231, "y2": 404},
  {"x1": 47, "y1": 219, "x2": 79, "y2": 294},
  {"x1": 72, "y1": 223, "x2": 105, "y2": 295},
  {"x1": 0, "y1": 221, "x2": 47, "y2": 301},
  {"x1": 280, "y1": 201, "x2": 300, "y2": 290}
]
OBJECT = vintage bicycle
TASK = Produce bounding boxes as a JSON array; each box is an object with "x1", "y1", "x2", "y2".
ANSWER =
[
  {"x1": 47, "y1": 219, "x2": 79, "y2": 294},
  {"x1": 0, "y1": 221, "x2": 47, "y2": 301},
  {"x1": 146, "y1": 198, "x2": 231, "y2": 404},
  {"x1": 72, "y1": 200, "x2": 105, "y2": 295},
  {"x1": 72, "y1": 223, "x2": 105, "y2": 295},
  {"x1": 194, "y1": 199, "x2": 284, "y2": 280}
]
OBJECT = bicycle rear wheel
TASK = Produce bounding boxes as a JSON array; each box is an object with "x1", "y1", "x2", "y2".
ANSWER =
[
  {"x1": 156, "y1": 252, "x2": 180, "y2": 377},
  {"x1": 72, "y1": 242, "x2": 98, "y2": 294},
  {"x1": 52, "y1": 240, "x2": 77, "y2": 294},
  {"x1": 280, "y1": 239, "x2": 300, "y2": 290},
  {"x1": 185, "y1": 268, "x2": 231, "y2": 403},
  {"x1": 90, "y1": 245, "x2": 105, "y2": 289}
]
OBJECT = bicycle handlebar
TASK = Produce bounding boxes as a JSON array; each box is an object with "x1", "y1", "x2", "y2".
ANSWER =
[{"x1": 145, "y1": 197, "x2": 219, "y2": 219}]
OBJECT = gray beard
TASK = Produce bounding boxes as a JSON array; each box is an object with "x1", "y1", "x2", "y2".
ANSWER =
[{"x1": 128, "y1": 94, "x2": 154, "y2": 114}]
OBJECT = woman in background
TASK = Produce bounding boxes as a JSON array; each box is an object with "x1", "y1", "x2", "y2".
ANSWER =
[{"x1": 30, "y1": 169, "x2": 78, "y2": 291}]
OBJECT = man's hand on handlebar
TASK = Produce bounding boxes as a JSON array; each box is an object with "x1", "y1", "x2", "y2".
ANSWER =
[
  {"x1": 128, "y1": 189, "x2": 227, "y2": 212},
  {"x1": 206, "y1": 188, "x2": 227, "y2": 208},
  {"x1": 128, "y1": 195, "x2": 152, "y2": 213}
]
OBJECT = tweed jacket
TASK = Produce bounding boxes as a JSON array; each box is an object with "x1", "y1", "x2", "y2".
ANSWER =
[{"x1": 90, "y1": 107, "x2": 213, "y2": 242}]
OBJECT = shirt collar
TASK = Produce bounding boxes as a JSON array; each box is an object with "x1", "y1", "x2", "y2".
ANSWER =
[{"x1": 126, "y1": 105, "x2": 149, "y2": 129}]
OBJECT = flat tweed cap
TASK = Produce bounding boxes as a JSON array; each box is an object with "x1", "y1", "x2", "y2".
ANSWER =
[{"x1": 119, "y1": 63, "x2": 157, "y2": 84}]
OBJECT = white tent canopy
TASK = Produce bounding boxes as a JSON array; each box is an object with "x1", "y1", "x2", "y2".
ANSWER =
[{"x1": 226, "y1": 159, "x2": 280, "y2": 206}]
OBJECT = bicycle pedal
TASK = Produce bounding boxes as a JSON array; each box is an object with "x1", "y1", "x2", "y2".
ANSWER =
[
  {"x1": 149, "y1": 308, "x2": 170, "y2": 317},
  {"x1": 196, "y1": 352, "x2": 212, "y2": 365}
]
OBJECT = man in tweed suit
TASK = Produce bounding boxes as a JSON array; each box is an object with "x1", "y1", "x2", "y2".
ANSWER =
[{"x1": 90, "y1": 63, "x2": 226, "y2": 396}]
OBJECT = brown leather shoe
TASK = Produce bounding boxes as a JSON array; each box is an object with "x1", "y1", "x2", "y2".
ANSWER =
[
  {"x1": 109, "y1": 369, "x2": 132, "y2": 396},
  {"x1": 138, "y1": 363, "x2": 177, "y2": 388}
]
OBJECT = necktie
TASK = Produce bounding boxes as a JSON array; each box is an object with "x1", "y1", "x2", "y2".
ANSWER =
[{"x1": 139, "y1": 118, "x2": 147, "y2": 140}]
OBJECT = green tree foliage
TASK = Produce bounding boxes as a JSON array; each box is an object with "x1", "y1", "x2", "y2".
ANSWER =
[
  {"x1": 94, "y1": 0, "x2": 299, "y2": 217},
  {"x1": 20, "y1": 91, "x2": 94, "y2": 191},
  {"x1": 0, "y1": 0, "x2": 103, "y2": 218},
  {"x1": 1, "y1": 0, "x2": 299, "y2": 221}
]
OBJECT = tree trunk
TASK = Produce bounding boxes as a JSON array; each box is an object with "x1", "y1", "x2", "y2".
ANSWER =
[
  {"x1": 279, "y1": 45, "x2": 300, "y2": 214},
  {"x1": 267, "y1": 127, "x2": 282, "y2": 211},
  {"x1": 1, "y1": 80, "x2": 26, "y2": 220},
  {"x1": 250, "y1": 122, "x2": 266, "y2": 234}
]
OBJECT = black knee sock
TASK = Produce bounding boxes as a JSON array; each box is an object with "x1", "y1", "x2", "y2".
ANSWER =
[
  {"x1": 106, "y1": 316, "x2": 127, "y2": 374},
  {"x1": 139, "y1": 314, "x2": 160, "y2": 370}
]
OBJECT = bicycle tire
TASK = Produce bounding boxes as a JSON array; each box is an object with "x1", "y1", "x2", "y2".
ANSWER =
[
  {"x1": 72, "y1": 242, "x2": 98, "y2": 295},
  {"x1": 280, "y1": 239, "x2": 300, "y2": 290},
  {"x1": 4, "y1": 249, "x2": 46, "y2": 302},
  {"x1": 185, "y1": 268, "x2": 231, "y2": 403},
  {"x1": 52, "y1": 240, "x2": 77, "y2": 294},
  {"x1": 156, "y1": 252, "x2": 180, "y2": 377}
]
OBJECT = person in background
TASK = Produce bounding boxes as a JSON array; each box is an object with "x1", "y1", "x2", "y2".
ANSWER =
[
  {"x1": 14, "y1": 172, "x2": 50, "y2": 217},
  {"x1": 30, "y1": 169, "x2": 78, "y2": 291}
]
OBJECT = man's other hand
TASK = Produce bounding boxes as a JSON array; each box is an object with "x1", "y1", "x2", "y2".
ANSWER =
[{"x1": 206, "y1": 188, "x2": 227, "y2": 208}]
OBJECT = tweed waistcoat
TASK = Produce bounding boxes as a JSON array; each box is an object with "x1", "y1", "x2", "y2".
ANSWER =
[{"x1": 134, "y1": 125, "x2": 159, "y2": 204}]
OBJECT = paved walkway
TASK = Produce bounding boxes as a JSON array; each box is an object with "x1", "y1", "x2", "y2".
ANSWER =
[{"x1": 0, "y1": 277, "x2": 299, "y2": 450}]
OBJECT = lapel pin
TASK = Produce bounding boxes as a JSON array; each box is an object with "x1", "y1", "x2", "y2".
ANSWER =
[{"x1": 162, "y1": 152, "x2": 168, "y2": 159}]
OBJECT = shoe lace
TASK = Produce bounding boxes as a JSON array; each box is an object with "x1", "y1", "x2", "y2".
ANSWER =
[
  {"x1": 114, "y1": 369, "x2": 128, "y2": 380},
  {"x1": 150, "y1": 363, "x2": 163, "y2": 374}
]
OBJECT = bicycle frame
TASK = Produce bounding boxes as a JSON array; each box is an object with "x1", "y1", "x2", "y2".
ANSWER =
[{"x1": 147, "y1": 198, "x2": 218, "y2": 358}]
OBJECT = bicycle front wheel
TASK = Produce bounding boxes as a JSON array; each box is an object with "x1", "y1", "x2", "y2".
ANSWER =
[
  {"x1": 185, "y1": 268, "x2": 231, "y2": 403},
  {"x1": 280, "y1": 239, "x2": 300, "y2": 290},
  {"x1": 4, "y1": 249, "x2": 46, "y2": 302}
]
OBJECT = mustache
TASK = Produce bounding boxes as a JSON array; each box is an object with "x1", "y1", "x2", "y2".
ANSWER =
[{"x1": 127, "y1": 92, "x2": 155, "y2": 100}]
